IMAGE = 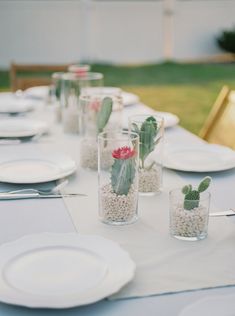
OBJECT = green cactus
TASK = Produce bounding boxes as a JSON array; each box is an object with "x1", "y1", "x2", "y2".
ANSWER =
[
  {"x1": 198, "y1": 176, "x2": 211, "y2": 193},
  {"x1": 132, "y1": 116, "x2": 160, "y2": 169},
  {"x1": 182, "y1": 177, "x2": 211, "y2": 210},
  {"x1": 111, "y1": 156, "x2": 136, "y2": 196},
  {"x1": 97, "y1": 97, "x2": 113, "y2": 134}
]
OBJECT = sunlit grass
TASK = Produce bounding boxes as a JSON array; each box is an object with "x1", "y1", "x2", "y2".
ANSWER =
[
  {"x1": 121, "y1": 81, "x2": 235, "y2": 134},
  {"x1": 1, "y1": 62, "x2": 235, "y2": 134}
]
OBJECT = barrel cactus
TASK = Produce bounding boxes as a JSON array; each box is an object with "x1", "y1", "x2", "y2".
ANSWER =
[
  {"x1": 111, "y1": 146, "x2": 136, "y2": 195},
  {"x1": 182, "y1": 177, "x2": 211, "y2": 210}
]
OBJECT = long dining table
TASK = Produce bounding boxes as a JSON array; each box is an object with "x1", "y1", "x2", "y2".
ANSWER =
[{"x1": 0, "y1": 100, "x2": 235, "y2": 316}]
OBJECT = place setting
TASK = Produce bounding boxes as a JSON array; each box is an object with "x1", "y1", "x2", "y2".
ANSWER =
[
  {"x1": 122, "y1": 104, "x2": 180, "y2": 130},
  {"x1": 0, "y1": 232, "x2": 135, "y2": 308},
  {"x1": 0, "y1": 117, "x2": 50, "y2": 145},
  {"x1": 163, "y1": 143, "x2": 235, "y2": 173},
  {"x1": 0, "y1": 92, "x2": 36, "y2": 116}
]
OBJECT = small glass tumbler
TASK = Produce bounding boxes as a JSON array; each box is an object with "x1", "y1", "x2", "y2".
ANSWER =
[
  {"x1": 79, "y1": 91, "x2": 123, "y2": 170},
  {"x1": 129, "y1": 115, "x2": 164, "y2": 195},
  {"x1": 169, "y1": 189, "x2": 211, "y2": 241},
  {"x1": 98, "y1": 131, "x2": 139, "y2": 225},
  {"x1": 60, "y1": 72, "x2": 103, "y2": 134}
]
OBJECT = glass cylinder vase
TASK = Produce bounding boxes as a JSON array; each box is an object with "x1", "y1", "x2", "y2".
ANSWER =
[
  {"x1": 129, "y1": 115, "x2": 164, "y2": 195},
  {"x1": 60, "y1": 72, "x2": 103, "y2": 134},
  {"x1": 98, "y1": 131, "x2": 139, "y2": 225},
  {"x1": 79, "y1": 90, "x2": 123, "y2": 170},
  {"x1": 169, "y1": 189, "x2": 210, "y2": 241},
  {"x1": 51, "y1": 72, "x2": 65, "y2": 122}
]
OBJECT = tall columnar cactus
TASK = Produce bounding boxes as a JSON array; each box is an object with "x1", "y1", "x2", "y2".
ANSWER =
[
  {"x1": 111, "y1": 146, "x2": 136, "y2": 195},
  {"x1": 182, "y1": 177, "x2": 211, "y2": 210},
  {"x1": 97, "y1": 97, "x2": 113, "y2": 134},
  {"x1": 132, "y1": 116, "x2": 160, "y2": 169}
]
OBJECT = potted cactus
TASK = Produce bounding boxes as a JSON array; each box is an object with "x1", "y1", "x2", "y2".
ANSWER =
[
  {"x1": 169, "y1": 177, "x2": 212, "y2": 241},
  {"x1": 80, "y1": 96, "x2": 115, "y2": 170},
  {"x1": 98, "y1": 131, "x2": 139, "y2": 225},
  {"x1": 130, "y1": 115, "x2": 164, "y2": 195}
]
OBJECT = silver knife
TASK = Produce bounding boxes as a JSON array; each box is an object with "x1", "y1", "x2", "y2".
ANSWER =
[{"x1": 0, "y1": 193, "x2": 87, "y2": 200}]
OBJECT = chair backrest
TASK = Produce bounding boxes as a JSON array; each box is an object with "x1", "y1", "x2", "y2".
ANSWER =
[
  {"x1": 10, "y1": 62, "x2": 69, "y2": 92},
  {"x1": 199, "y1": 85, "x2": 235, "y2": 149}
]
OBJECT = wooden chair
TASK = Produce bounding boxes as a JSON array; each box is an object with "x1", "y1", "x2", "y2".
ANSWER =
[
  {"x1": 10, "y1": 62, "x2": 69, "y2": 92},
  {"x1": 199, "y1": 85, "x2": 235, "y2": 149}
]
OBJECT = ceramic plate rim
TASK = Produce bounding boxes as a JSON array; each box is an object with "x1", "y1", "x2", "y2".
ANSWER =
[
  {"x1": 0, "y1": 153, "x2": 77, "y2": 183},
  {"x1": 155, "y1": 111, "x2": 180, "y2": 128},
  {"x1": 0, "y1": 94, "x2": 35, "y2": 114},
  {"x1": 163, "y1": 144, "x2": 235, "y2": 172},
  {"x1": 122, "y1": 91, "x2": 140, "y2": 106},
  {"x1": 24, "y1": 86, "x2": 49, "y2": 100},
  {"x1": 0, "y1": 118, "x2": 48, "y2": 138},
  {"x1": 0, "y1": 232, "x2": 135, "y2": 308}
]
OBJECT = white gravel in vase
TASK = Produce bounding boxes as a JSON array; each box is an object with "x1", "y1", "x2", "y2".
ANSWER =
[
  {"x1": 170, "y1": 204, "x2": 208, "y2": 238},
  {"x1": 139, "y1": 165, "x2": 162, "y2": 194},
  {"x1": 62, "y1": 107, "x2": 79, "y2": 134},
  {"x1": 100, "y1": 184, "x2": 138, "y2": 224},
  {"x1": 80, "y1": 140, "x2": 113, "y2": 170}
]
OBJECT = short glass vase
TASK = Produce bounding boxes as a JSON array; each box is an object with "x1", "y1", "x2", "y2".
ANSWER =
[
  {"x1": 98, "y1": 131, "x2": 139, "y2": 225},
  {"x1": 169, "y1": 189, "x2": 211, "y2": 241}
]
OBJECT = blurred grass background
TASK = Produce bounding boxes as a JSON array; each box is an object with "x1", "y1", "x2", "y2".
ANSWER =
[{"x1": 1, "y1": 62, "x2": 235, "y2": 134}]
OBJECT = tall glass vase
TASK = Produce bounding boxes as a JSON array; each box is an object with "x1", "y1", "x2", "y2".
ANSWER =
[
  {"x1": 98, "y1": 131, "x2": 139, "y2": 225},
  {"x1": 79, "y1": 90, "x2": 123, "y2": 170},
  {"x1": 60, "y1": 72, "x2": 103, "y2": 134},
  {"x1": 129, "y1": 115, "x2": 164, "y2": 195}
]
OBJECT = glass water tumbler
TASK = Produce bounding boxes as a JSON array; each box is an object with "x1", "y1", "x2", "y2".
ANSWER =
[
  {"x1": 60, "y1": 72, "x2": 103, "y2": 134},
  {"x1": 129, "y1": 115, "x2": 164, "y2": 195},
  {"x1": 169, "y1": 189, "x2": 211, "y2": 241},
  {"x1": 79, "y1": 91, "x2": 123, "y2": 170},
  {"x1": 98, "y1": 131, "x2": 139, "y2": 225}
]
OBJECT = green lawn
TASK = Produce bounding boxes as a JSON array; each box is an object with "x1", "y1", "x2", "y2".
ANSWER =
[{"x1": 1, "y1": 62, "x2": 235, "y2": 134}]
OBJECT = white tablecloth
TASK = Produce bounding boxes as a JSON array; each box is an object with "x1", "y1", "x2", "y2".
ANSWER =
[{"x1": 0, "y1": 103, "x2": 235, "y2": 315}]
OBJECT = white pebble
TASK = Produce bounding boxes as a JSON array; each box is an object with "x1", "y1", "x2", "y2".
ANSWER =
[
  {"x1": 100, "y1": 183, "x2": 138, "y2": 224},
  {"x1": 139, "y1": 165, "x2": 162, "y2": 193},
  {"x1": 170, "y1": 203, "x2": 208, "y2": 238}
]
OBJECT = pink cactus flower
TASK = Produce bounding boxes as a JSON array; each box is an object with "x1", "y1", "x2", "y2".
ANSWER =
[{"x1": 112, "y1": 146, "x2": 136, "y2": 160}]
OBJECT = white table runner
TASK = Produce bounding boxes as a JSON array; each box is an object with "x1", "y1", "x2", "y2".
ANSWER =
[
  {"x1": 9, "y1": 104, "x2": 235, "y2": 300},
  {"x1": 64, "y1": 168, "x2": 235, "y2": 299}
]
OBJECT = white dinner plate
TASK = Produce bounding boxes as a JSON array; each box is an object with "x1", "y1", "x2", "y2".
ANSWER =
[
  {"x1": 123, "y1": 104, "x2": 179, "y2": 129},
  {"x1": 75, "y1": 86, "x2": 139, "y2": 107},
  {"x1": 180, "y1": 294, "x2": 235, "y2": 316},
  {"x1": 0, "y1": 93, "x2": 34, "y2": 114},
  {"x1": 24, "y1": 85, "x2": 140, "y2": 106},
  {"x1": 0, "y1": 118, "x2": 48, "y2": 138},
  {"x1": 0, "y1": 233, "x2": 135, "y2": 308},
  {"x1": 0, "y1": 152, "x2": 76, "y2": 183},
  {"x1": 24, "y1": 86, "x2": 49, "y2": 100},
  {"x1": 122, "y1": 92, "x2": 140, "y2": 106},
  {"x1": 163, "y1": 144, "x2": 235, "y2": 172},
  {"x1": 155, "y1": 111, "x2": 179, "y2": 128}
]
